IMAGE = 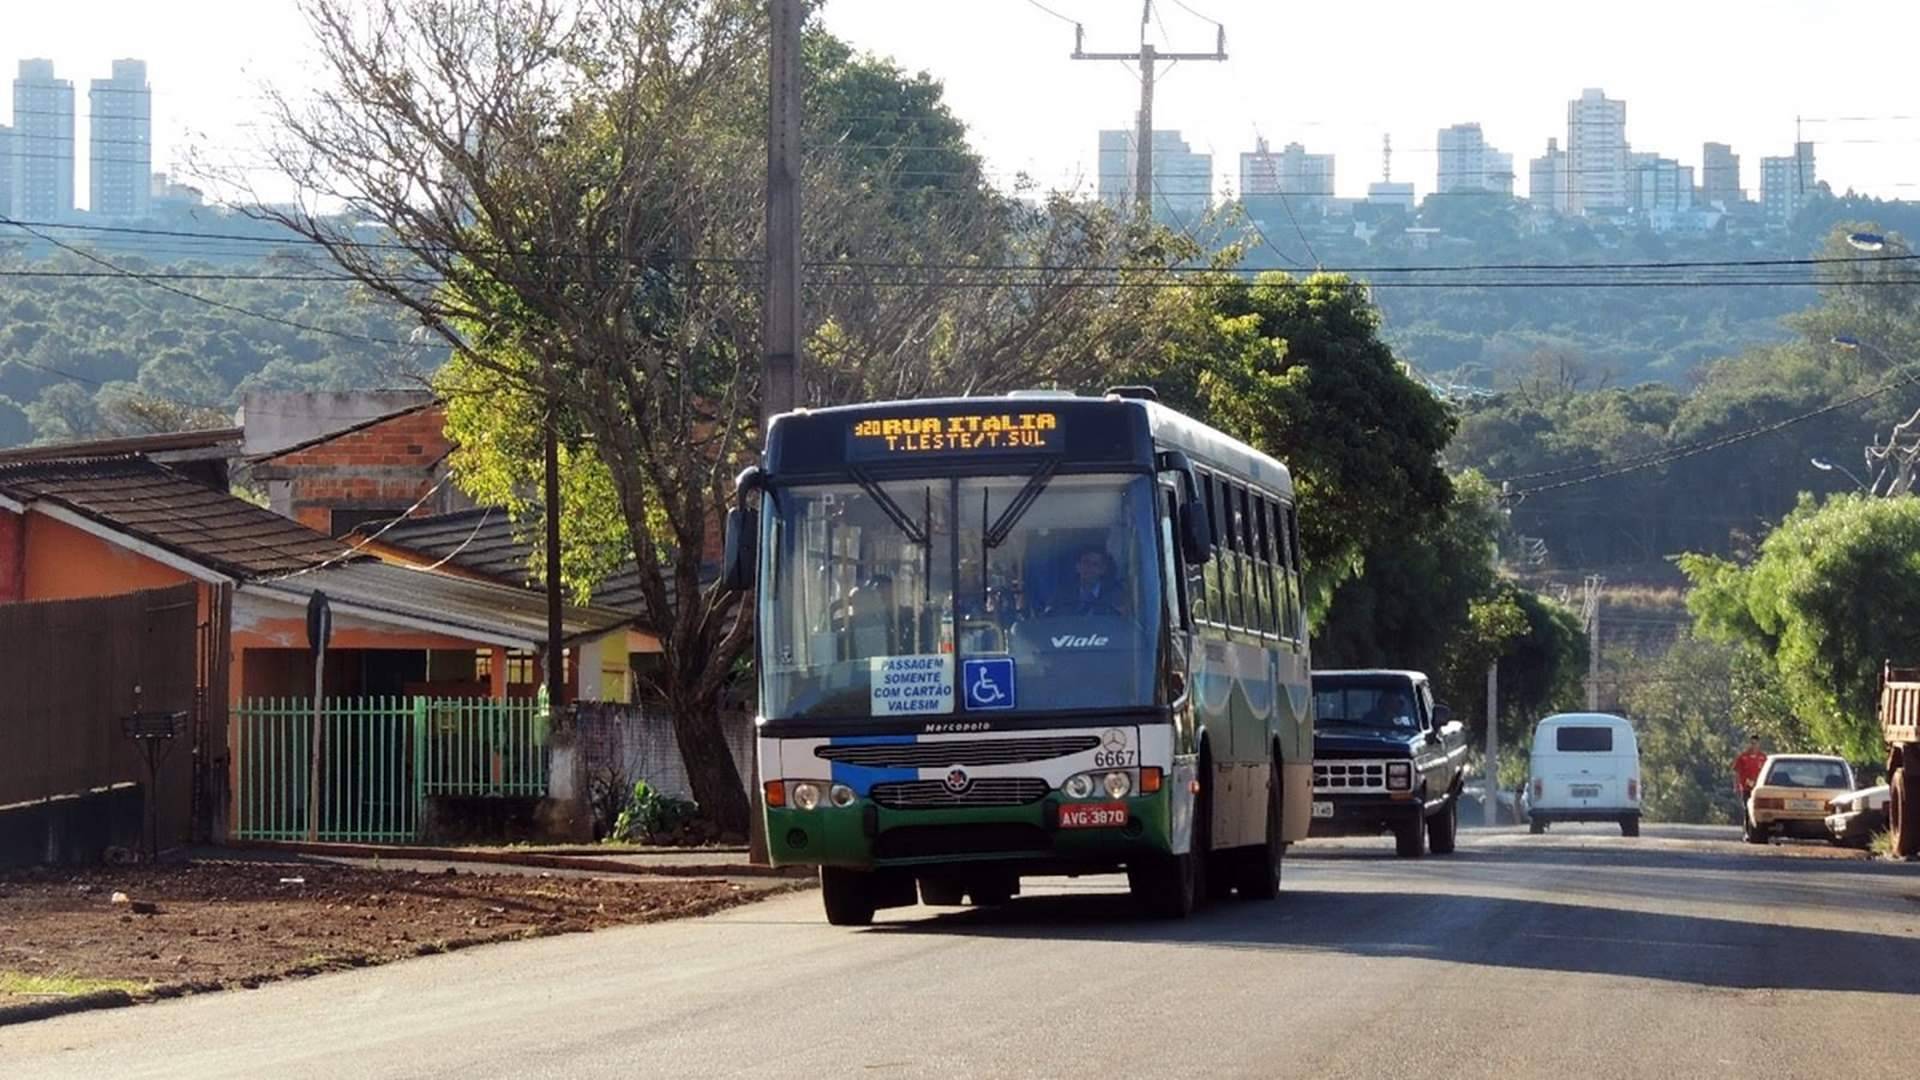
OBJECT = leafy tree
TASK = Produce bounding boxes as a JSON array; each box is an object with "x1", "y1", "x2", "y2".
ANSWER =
[
  {"x1": 1315, "y1": 470, "x2": 1503, "y2": 685},
  {"x1": 0, "y1": 396, "x2": 29, "y2": 446},
  {"x1": 255, "y1": 0, "x2": 1190, "y2": 831},
  {"x1": 1131, "y1": 271, "x2": 1457, "y2": 608},
  {"x1": 1681, "y1": 493, "x2": 1920, "y2": 760},
  {"x1": 1620, "y1": 636, "x2": 1801, "y2": 823},
  {"x1": 24, "y1": 383, "x2": 99, "y2": 444}
]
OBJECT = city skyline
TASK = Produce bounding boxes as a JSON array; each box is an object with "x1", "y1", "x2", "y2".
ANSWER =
[
  {"x1": 4, "y1": 1, "x2": 1917, "y2": 212},
  {"x1": 2, "y1": 55, "x2": 153, "y2": 218}
]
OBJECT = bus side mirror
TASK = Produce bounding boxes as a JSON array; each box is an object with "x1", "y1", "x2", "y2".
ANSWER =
[
  {"x1": 1179, "y1": 503, "x2": 1212, "y2": 565},
  {"x1": 721, "y1": 506, "x2": 757, "y2": 593},
  {"x1": 1156, "y1": 449, "x2": 1212, "y2": 565}
]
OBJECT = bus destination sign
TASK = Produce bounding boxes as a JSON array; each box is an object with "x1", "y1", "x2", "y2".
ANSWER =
[{"x1": 849, "y1": 412, "x2": 1059, "y2": 457}]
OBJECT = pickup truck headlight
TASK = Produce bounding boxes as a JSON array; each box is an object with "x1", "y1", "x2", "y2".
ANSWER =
[{"x1": 1386, "y1": 761, "x2": 1412, "y2": 791}]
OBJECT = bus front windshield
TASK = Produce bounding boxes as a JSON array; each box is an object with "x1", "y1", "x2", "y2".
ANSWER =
[{"x1": 760, "y1": 472, "x2": 1164, "y2": 721}]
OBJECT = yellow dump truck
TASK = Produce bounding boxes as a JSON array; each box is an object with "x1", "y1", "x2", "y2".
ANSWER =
[{"x1": 1878, "y1": 664, "x2": 1920, "y2": 857}]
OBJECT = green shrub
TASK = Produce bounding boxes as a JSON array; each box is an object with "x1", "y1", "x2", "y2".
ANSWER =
[{"x1": 611, "y1": 781, "x2": 700, "y2": 842}]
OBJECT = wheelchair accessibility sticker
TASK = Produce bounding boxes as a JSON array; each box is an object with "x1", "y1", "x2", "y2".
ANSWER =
[{"x1": 962, "y1": 657, "x2": 1017, "y2": 711}]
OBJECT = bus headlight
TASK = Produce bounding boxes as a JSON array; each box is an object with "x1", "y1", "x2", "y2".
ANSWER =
[
  {"x1": 791, "y1": 781, "x2": 823, "y2": 811},
  {"x1": 1103, "y1": 771, "x2": 1132, "y2": 799},
  {"x1": 1064, "y1": 774, "x2": 1095, "y2": 799},
  {"x1": 829, "y1": 783, "x2": 857, "y2": 808}
]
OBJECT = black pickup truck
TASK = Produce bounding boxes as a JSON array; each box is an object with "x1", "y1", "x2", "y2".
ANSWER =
[{"x1": 1308, "y1": 669, "x2": 1468, "y2": 857}]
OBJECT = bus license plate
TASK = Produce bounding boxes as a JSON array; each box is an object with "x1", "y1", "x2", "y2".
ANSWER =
[
  {"x1": 1059, "y1": 803, "x2": 1127, "y2": 829},
  {"x1": 1311, "y1": 800, "x2": 1334, "y2": 819}
]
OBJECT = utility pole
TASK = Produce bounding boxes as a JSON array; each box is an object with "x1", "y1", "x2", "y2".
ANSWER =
[
  {"x1": 1485, "y1": 661, "x2": 1499, "y2": 827},
  {"x1": 1070, "y1": 2, "x2": 1227, "y2": 222},
  {"x1": 1484, "y1": 536, "x2": 1500, "y2": 827},
  {"x1": 545, "y1": 387, "x2": 563, "y2": 715},
  {"x1": 764, "y1": 0, "x2": 803, "y2": 422},
  {"x1": 1583, "y1": 574, "x2": 1605, "y2": 711},
  {"x1": 752, "y1": 0, "x2": 805, "y2": 865}
]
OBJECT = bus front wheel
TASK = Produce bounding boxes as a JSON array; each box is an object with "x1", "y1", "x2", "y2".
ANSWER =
[{"x1": 821, "y1": 867, "x2": 878, "y2": 926}]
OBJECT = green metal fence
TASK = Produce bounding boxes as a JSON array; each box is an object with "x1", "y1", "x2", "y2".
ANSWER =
[{"x1": 232, "y1": 697, "x2": 549, "y2": 843}]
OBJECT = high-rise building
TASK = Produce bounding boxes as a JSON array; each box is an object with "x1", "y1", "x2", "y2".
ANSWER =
[
  {"x1": 1701, "y1": 142, "x2": 1742, "y2": 206},
  {"x1": 1528, "y1": 137, "x2": 1569, "y2": 213},
  {"x1": 1760, "y1": 141, "x2": 1817, "y2": 226},
  {"x1": 1565, "y1": 88, "x2": 1629, "y2": 214},
  {"x1": 11, "y1": 59, "x2": 75, "y2": 219},
  {"x1": 1096, "y1": 126, "x2": 1213, "y2": 226},
  {"x1": 0, "y1": 125, "x2": 13, "y2": 217},
  {"x1": 1632, "y1": 155, "x2": 1693, "y2": 213},
  {"x1": 1240, "y1": 137, "x2": 1334, "y2": 214},
  {"x1": 90, "y1": 59, "x2": 151, "y2": 219},
  {"x1": 1365, "y1": 181, "x2": 1416, "y2": 211},
  {"x1": 1436, "y1": 123, "x2": 1514, "y2": 196}
]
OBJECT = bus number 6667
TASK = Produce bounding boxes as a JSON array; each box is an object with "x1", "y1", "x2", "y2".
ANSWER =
[{"x1": 1093, "y1": 749, "x2": 1136, "y2": 768}]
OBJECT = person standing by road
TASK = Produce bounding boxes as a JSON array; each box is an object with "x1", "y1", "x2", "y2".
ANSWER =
[{"x1": 1734, "y1": 734, "x2": 1768, "y2": 825}]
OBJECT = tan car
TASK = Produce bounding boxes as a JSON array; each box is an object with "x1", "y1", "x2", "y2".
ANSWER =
[{"x1": 1744, "y1": 754, "x2": 1857, "y2": 843}]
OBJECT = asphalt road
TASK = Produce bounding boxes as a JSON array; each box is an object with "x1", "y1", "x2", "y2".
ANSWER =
[{"x1": 7, "y1": 825, "x2": 1918, "y2": 1079}]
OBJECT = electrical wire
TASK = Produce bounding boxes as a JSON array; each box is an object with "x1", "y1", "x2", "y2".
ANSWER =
[
  {"x1": 6, "y1": 217, "x2": 1915, "y2": 278},
  {"x1": 0, "y1": 214, "x2": 442, "y2": 350},
  {"x1": 1020, "y1": 0, "x2": 1080, "y2": 26},
  {"x1": 1501, "y1": 372, "x2": 1920, "y2": 498}
]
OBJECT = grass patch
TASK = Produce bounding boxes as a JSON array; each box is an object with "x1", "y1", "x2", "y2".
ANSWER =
[
  {"x1": 0, "y1": 972, "x2": 148, "y2": 998},
  {"x1": 1870, "y1": 830, "x2": 1895, "y2": 857}
]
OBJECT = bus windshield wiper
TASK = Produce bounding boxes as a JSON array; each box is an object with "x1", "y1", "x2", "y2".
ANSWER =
[
  {"x1": 851, "y1": 468, "x2": 928, "y2": 546},
  {"x1": 984, "y1": 462, "x2": 1056, "y2": 549}
]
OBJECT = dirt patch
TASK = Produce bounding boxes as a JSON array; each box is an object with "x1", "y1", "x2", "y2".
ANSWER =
[{"x1": 0, "y1": 859, "x2": 794, "y2": 1009}]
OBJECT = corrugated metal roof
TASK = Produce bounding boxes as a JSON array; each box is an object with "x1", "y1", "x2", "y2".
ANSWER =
[
  {"x1": 0, "y1": 427, "x2": 244, "y2": 466},
  {"x1": 244, "y1": 561, "x2": 631, "y2": 647},
  {"x1": 0, "y1": 457, "x2": 352, "y2": 579},
  {"x1": 379, "y1": 509, "x2": 648, "y2": 614}
]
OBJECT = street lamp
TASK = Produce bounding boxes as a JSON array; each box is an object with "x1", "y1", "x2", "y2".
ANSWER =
[{"x1": 1810, "y1": 456, "x2": 1868, "y2": 492}]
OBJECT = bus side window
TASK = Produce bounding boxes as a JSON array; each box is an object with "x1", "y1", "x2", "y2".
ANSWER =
[
  {"x1": 1162, "y1": 486, "x2": 1192, "y2": 630},
  {"x1": 1225, "y1": 483, "x2": 1244, "y2": 633},
  {"x1": 1255, "y1": 496, "x2": 1277, "y2": 638},
  {"x1": 1201, "y1": 472, "x2": 1221, "y2": 629},
  {"x1": 1283, "y1": 502, "x2": 1304, "y2": 640},
  {"x1": 1241, "y1": 486, "x2": 1266, "y2": 636}
]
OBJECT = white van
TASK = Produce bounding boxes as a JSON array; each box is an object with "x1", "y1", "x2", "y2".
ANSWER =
[{"x1": 1527, "y1": 713, "x2": 1642, "y2": 837}]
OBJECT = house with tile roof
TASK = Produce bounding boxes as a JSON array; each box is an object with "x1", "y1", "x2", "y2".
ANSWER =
[{"x1": 0, "y1": 448, "x2": 631, "y2": 843}]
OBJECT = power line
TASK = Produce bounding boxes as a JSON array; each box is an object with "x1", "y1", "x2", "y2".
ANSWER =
[
  {"x1": 0, "y1": 214, "x2": 440, "y2": 351},
  {"x1": 1019, "y1": 0, "x2": 1080, "y2": 26},
  {"x1": 1503, "y1": 374, "x2": 1920, "y2": 498},
  {"x1": 26, "y1": 213, "x2": 1887, "y2": 278}
]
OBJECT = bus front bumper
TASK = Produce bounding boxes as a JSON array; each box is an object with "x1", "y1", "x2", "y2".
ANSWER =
[{"x1": 765, "y1": 788, "x2": 1174, "y2": 871}]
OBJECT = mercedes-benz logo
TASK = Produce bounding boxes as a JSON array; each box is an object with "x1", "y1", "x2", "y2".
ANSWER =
[
  {"x1": 944, "y1": 766, "x2": 971, "y2": 794},
  {"x1": 1102, "y1": 728, "x2": 1128, "y2": 752}
]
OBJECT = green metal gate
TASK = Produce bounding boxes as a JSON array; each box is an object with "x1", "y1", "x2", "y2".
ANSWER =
[{"x1": 232, "y1": 697, "x2": 549, "y2": 842}]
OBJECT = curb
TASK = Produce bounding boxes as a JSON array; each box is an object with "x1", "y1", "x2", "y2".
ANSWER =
[
  {"x1": 227, "y1": 841, "x2": 811, "y2": 880},
  {"x1": 0, "y1": 989, "x2": 135, "y2": 1028}
]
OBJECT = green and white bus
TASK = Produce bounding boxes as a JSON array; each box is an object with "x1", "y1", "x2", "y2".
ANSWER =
[{"x1": 722, "y1": 389, "x2": 1314, "y2": 924}]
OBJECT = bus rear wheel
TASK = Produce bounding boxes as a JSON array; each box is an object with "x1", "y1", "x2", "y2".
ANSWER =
[
  {"x1": 821, "y1": 867, "x2": 878, "y2": 926},
  {"x1": 1237, "y1": 758, "x2": 1285, "y2": 899}
]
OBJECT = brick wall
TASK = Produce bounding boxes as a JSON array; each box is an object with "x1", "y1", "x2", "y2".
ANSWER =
[{"x1": 257, "y1": 405, "x2": 457, "y2": 536}]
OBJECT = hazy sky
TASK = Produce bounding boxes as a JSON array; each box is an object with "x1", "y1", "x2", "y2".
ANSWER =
[{"x1": 7, "y1": 0, "x2": 1917, "y2": 209}]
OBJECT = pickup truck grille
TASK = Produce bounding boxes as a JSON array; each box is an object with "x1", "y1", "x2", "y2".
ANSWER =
[
  {"x1": 869, "y1": 778, "x2": 1050, "y2": 809},
  {"x1": 1314, "y1": 760, "x2": 1388, "y2": 793}
]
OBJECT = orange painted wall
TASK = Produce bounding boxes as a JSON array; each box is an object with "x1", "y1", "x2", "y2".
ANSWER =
[{"x1": 21, "y1": 513, "x2": 197, "y2": 602}]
